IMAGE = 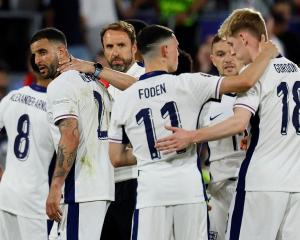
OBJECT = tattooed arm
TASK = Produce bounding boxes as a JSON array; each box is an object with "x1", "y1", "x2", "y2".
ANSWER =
[{"x1": 46, "y1": 118, "x2": 79, "y2": 222}]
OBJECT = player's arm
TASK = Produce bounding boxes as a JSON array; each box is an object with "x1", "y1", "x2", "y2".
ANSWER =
[
  {"x1": 57, "y1": 58, "x2": 137, "y2": 90},
  {"x1": 220, "y1": 38, "x2": 278, "y2": 94},
  {"x1": 155, "y1": 108, "x2": 251, "y2": 153},
  {"x1": 109, "y1": 142, "x2": 136, "y2": 167},
  {"x1": 46, "y1": 118, "x2": 79, "y2": 222}
]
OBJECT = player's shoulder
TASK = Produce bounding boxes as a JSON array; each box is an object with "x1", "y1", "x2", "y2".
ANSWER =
[
  {"x1": 177, "y1": 72, "x2": 219, "y2": 82},
  {"x1": 260, "y1": 56, "x2": 299, "y2": 83},
  {"x1": 127, "y1": 62, "x2": 145, "y2": 78},
  {"x1": 1, "y1": 86, "x2": 30, "y2": 101},
  {"x1": 53, "y1": 70, "x2": 81, "y2": 83},
  {"x1": 48, "y1": 70, "x2": 80, "y2": 91},
  {"x1": 270, "y1": 55, "x2": 299, "y2": 73}
]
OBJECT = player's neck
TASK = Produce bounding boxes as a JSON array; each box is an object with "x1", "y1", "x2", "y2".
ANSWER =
[
  {"x1": 144, "y1": 60, "x2": 168, "y2": 73},
  {"x1": 36, "y1": 78, "x2": 51, "y2": 88},
  {"x1": 250, "y1": 48, "x2": 260, "y2": 62}
]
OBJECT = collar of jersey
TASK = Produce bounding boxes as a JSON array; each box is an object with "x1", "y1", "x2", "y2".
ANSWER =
[
  {"x1": 139, "y1": 70, "x2": 168, "y2": 81},
  {"x1": 29, "y1": 83, "x2": 47, "y2": 93}
]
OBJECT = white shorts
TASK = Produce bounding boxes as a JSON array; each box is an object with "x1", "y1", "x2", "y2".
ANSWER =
[
  {"x1": 226, "y1": 191, "x2": 300, "y2": 240},
  {"x1": 208, "y1": 179, "x2": 236, "y2": 240},
  {"x1": 131, "y1": 203, "x2": 208, "y2": 240},
  {"x1": 0, "y1": 209, "x2": 48, "y2": 240},
  {"x1": 50, "y1": 201, "x2": 110, "y2": 240}
]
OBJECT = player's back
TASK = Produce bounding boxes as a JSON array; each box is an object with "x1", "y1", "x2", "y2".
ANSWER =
[
  {"x1": 235, "y1": 56, "x2": 300, "y2": 192},
  {"x1": 0, "y1": 84, "x2": 55, "y2": 219},
  {"x1": 47, "y1": 70, "x2": 114, "y2": 203},
  {"x1": 110, "y1": 71, "x2": 222, "y2": 208}
]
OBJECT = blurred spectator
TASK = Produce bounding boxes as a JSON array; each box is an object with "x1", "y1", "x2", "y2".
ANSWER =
[
  {"x1": 80, "y1": 0, "x2": 118, "y2": 58},
  {"x1": 43, "y1": 0, "x2": 91, "y2": 60},
  {"x1": 157, "y1": 0, "x2": 207, "y2": 56},
  {"x1": 271, "y1": 0, "x2": 300, "y2": 66},
  {"x1": 0, "y1": 0, "x2": 9, "y2": 10},
  {"x1": 116, "y1": 0, "x2": 158, "y2": 23},
  {"x1": 229, "y1": 0, "x2": 273, "y2": 17},
  {"x1": 266, "y1": 13, "x2": 286, "y2": 56},
  {"x1": 292, "y1": 0, "x2": 300, "y2": 17},
  {"x1": 8, "y1": 0, "x2": 41, "y2": 11}
]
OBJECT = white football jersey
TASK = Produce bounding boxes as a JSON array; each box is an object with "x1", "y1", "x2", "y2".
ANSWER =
[
  {"x1": 234, "y1": 56, "x2": 300, "y2": 192},
  {"x1": 47, "y1": 70, "x2": 114, "y2": 203},
  {"x1": 108, "y1": 62, "x2": 145, "y2": 183},
  {"x1": 199, "y1": 94, "x2": 246, "y2": 182},
  {"x1": 0, "y1": 84, "x2": 55, "y2": 219},
  {"x1": 109, "y1": 71, "x2": 223, "y2": 208}
]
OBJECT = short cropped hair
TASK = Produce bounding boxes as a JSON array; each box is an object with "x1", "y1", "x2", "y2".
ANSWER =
[
  {"x1": 218, "y1": 8, "x2": 267, "y2": 41},
  {"x1": 125, "y1": 19, "x2": 148, "y2": 36},
  {"x1": 30, "y1": 27, "x2": 67, "y2": 46},
  {"x1": 210, "y1": 34, "x2": 223, "y2": 51},
  {"x1": 100, "y1": 21, "x2": 136, "y2": 46},
  {"x1": 137, "y1": 25, "x2": 174, "y2": 55}
]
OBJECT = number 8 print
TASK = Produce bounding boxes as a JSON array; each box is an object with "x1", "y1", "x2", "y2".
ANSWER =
[{"x1": 14, "y1": 114, "x2": 30, "y2": 160}]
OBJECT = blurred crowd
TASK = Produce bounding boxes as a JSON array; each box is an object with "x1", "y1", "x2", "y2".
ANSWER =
[{"x1": 0, "y1": 0, "x2": 300, "y2": 71}]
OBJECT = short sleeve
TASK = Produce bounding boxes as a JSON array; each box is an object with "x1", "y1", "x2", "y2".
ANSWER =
[
  {"x1": 108, "y1": 96, "x2": 129, "y2": 145},
  {"x1": 234, "y1": 82, "x2": 261, "y2": 114},
  {"x1": 47, "y1": 76, "x2": 78, "y2": 125},
  {"x1": 180, "y1": 73, "x2": 223, "y2": 104}
]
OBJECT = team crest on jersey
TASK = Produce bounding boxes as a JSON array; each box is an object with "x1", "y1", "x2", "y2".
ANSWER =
[
  {"x1": 209, "y1": 231, "x2": 218, "y2": 240},
  {"x1": 199, "y1": 72, "x2": 213, "y2": 78},
  {"x1": 80, "y1": 73, "x2": 97, "y2": 82}
]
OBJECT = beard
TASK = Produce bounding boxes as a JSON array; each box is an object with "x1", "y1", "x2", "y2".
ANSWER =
[
  {"x1": 108, "y1": 56, "x2": 133, "y2": 73},
  {"x1": 39, "y1": 57, "x2": 60, "y2": 79}
]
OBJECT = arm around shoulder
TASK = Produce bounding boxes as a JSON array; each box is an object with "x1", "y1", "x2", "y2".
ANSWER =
[
  {"x1": 191, "y1": 107, "x2": 252, "y2": 144},
  {"x1": 220, "y1": 40, "x2": 278, "y2": 95}
]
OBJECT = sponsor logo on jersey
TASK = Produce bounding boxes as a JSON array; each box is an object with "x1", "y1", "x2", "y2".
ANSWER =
[{"x1": 209, "y1": 113, "x2": 222, "y2": 121}]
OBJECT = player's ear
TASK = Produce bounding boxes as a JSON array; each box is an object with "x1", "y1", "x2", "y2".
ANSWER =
[
  {"x1": 161, "y1": 44, "x2": 168, "y2": 58},
  {"x1": 239, "y1": 32, "x2": 248, "y2": 46},
  {"x1": 132, "y1": 42, "x2": 137, "y2": 55},
  {"x1": 57, "y1": 45, "x2": 69, "y2": 62},
  {"x1": 210, "y1": 54, "x2": 217, "y2": 67}
]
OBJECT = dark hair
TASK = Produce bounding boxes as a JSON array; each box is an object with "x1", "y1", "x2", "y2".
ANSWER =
[
  {"x1": 101, "y1": 21, "x2": 136, "y2": 46},
  {"x1": 125, "y1": 19, "x2": 148, "y2": 35},
  {"x1": 174, "y1": 49, "x2": 194, "y2": 74},
  {"x1": 30, "y1": 27, "x2": 67, "y2": 46},
  {"x1": 30, "y1": 54, "x2": 40, "y2": 73},
  {"x1": 210, "y1": 34, "x2": 223, "y2": 51},
  {"x1": 137, "y1": 25, "x2": 174, "y2": 55}
]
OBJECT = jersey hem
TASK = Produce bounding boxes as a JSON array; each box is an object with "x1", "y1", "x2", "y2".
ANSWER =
[
  {"x1": 136, "y1": 198, "x2": 206, "y2": 209},
  {"x1": 0, "y1": 206, "x2": 48, "y2": 220}
]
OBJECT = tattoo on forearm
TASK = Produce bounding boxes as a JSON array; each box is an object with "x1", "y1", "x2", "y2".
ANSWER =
[{"x1": 53, "y1": 118, "x2": 79, "y2": 179}]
